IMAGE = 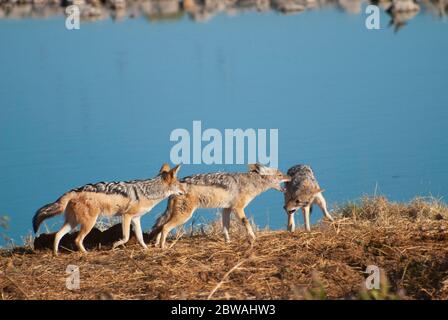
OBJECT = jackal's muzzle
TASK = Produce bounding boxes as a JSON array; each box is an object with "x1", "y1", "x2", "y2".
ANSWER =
[{"x1": 283, "y1": 205, "x2": 297, "y2": 215}]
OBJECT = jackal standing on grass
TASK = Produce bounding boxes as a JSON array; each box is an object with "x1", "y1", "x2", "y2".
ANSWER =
[
  {"x1": 33, "y1": 164, "x2": 185, "y2": 255},
  {"x1": 149, "y1": 163, "x2": 291, "y2": 248},
  {"x1": 283, "y1": 164, "x2": 333, "y2": 232}
]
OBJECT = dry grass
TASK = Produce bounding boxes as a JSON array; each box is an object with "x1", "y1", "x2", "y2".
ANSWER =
[{"x1": 1, "y1": 196, "x2": 448, "y2": 300}]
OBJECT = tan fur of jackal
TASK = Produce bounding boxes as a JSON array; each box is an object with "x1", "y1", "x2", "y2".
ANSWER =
[
  {"x1": 149, "y1": 163, "x2": 291, "y2": 248},
  {"x1": 283, "y1": 164, "x2": 334, "y2": 232},
  {"x1": 33, "y1": 164, "x2": 185, "y2": 255}
]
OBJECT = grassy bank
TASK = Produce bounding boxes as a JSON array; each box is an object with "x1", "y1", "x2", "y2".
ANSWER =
[{"x1": 1, "y1": 196, "x2": 448, "y2": 300}]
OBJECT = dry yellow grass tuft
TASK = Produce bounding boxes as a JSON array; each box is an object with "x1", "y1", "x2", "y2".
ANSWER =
[{"x1": 1, "y1": 196, "x2": 447, "y2": 300}]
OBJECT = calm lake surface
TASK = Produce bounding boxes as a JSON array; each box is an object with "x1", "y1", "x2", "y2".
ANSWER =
[{"x1": 1, "y1": 5, "x2": 447, "y2": 245}]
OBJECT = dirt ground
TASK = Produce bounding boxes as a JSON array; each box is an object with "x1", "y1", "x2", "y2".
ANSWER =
[{"x1": 1, "y1": 197, "x2": 448, "y2": 300}]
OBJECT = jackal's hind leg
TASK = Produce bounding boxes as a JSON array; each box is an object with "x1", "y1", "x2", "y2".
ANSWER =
[
  {"x1": 314, "y1": 193, "x2": 334, "y2": 222},
  {"x1": 54, "y1": 223, "x2": 73, "y2": 256},
  {"x1": 234, "y1": 208, "x2": 256, "y2": 243},
  {"x1": 159, "y1": 207, "x2": 196, "y2": 249},
  {"x1": 132, "y1": 216, "x2": 148, "y2": 250},
  {"x1": 222, "y1": 208, "x2": 232, "y2": 243},
  {"x1": 154, "y1": 232, "x2": 162, "y2": 247},
  {"x1": 113, "y1": 214, "x2": 132, "y2": 249},
  {"x1": 75, "y1": 216, "x2": 97, "y2": 253}
]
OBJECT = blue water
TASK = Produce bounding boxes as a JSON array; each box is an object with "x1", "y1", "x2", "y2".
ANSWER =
[{"x1": 1, "y1": 8, "x2": 447, "y2": 245}]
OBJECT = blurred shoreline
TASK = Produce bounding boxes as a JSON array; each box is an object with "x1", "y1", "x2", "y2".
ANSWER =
[{"x1": 0, "y1": 0, "x2": 446, "y2": 31}]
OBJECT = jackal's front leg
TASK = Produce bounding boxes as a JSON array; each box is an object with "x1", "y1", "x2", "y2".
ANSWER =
[
  {"x1": 287, "y1": 212, "x2": 295, "y2": 232},
  {"x1": 131, "y1": 216, "x2": 148, "y2": 250},
  {"x1": 234, "y1": 208, "x2": 256, "y2": 243},
  {"x1": 302, "y1": 206, "x2": 311, "y2": 232},
  {"x1": 222, "y1": 208, "x2": 232, "y2": 243}
]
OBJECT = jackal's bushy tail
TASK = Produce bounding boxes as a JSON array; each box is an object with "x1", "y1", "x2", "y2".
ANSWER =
[{"x1": 32, "y1": 192, "x2": 76, "y2": 233}]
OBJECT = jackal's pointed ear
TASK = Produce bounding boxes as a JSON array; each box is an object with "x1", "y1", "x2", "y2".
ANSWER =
[
  {"x1": 170, "y1": 164, "x2": 181, "y2": 178},
  {"x1": 249, "y1": 163, "x2": 272, "y2": 175},
  {"x1": 248, "y1": 163, "x2": 261, "y2": 173},
  {"x1": 159, "y1": 163, "x2": 171, "y2": 174}
]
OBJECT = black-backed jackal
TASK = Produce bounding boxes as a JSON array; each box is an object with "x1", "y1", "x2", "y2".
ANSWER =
[
  {"x1": 33, "y1": 164, "x2": 185, "y2": 255},
  {"x1": 149, "y1": 163, "x2": 291, "y2": 248},
  {"x1": 283, "y1": 164, "x2": 333, "y2": 232}
]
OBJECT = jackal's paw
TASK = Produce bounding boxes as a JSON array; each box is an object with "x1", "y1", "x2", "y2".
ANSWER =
[
  {"x1": 76, "y1": 251, "x2": 88, "y2": 259},
  {"x1": 248, "y1": 236, "x2": 256, "y2": 245},
  {"x1": 112, "y1": 241, "x2": 125, "y2": 249}
]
